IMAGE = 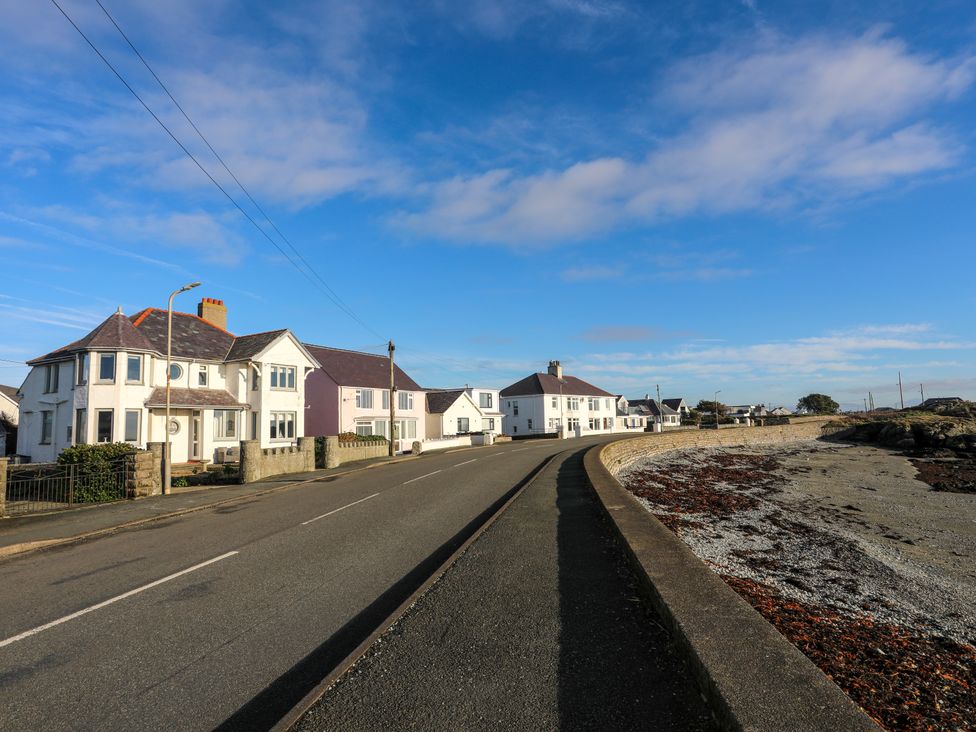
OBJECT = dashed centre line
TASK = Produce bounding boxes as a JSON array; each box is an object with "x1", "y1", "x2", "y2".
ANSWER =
[
  {"x1": 453, "y1": 459, "x2": 478, "y2": 467},
  {"x1": 403, "y1": 470, "x2": 442, "y2": 485},
  {"x1": 302, "y1": 493, "x2": 381, "y2": 526},
  {"x1": 0, "y1": 551, "x2": 239, "y2": 649}
]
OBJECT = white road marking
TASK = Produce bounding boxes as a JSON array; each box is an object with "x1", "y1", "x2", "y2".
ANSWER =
[
  {"x1": 0, "y1": 551, "x2": 239, "y2": 649},
  {"x1": 511, "y1": 448, "x2": 529, "y2": 452},
  {"x1": 453, "y1": 459, "x2": 478, "y2": 467},
  {"x1": 403, "y1": 470, "x2": 442, "y2": 485},
  {"x1": 302, "y1": 493, "x2": 381, "y2": 526}
]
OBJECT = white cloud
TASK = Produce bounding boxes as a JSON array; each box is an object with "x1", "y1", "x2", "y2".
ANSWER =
[{"x1": 400, "y1": 33, "x2": 974, "y2": 244}]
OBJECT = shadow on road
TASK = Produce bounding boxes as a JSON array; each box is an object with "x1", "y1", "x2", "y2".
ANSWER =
[{"x1": 556, "y1": 449, "x2": 715, "y2": 731}]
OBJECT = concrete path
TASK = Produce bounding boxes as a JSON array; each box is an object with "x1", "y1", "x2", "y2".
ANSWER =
[{"x1": 294, "y1": 447, "x2": 715, "y2": 731}]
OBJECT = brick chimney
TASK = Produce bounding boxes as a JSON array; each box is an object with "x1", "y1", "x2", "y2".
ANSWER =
[
  {"x1": 197, "y1": 297, "x2": 227, "y2": 331},
  {"x1": 547, "y1": 360, "x2": 563, "y2": 379}
]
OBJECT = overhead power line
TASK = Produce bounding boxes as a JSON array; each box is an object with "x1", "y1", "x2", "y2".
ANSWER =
[{"x1": 49, "y1": 0, "x2": 384, "y2": 341}]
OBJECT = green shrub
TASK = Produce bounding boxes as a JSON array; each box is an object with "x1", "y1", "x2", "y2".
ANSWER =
[
  {"x1": 173, "y1": 477, "x2": 189, "y2": 488},
  {"x1": 57, "y1": 442, "x2": 135, "y2": 503}
]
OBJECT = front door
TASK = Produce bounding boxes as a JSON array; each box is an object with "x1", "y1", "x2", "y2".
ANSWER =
[{"x1": 190, "y1": 411, "x2": 201, "y2": 461}]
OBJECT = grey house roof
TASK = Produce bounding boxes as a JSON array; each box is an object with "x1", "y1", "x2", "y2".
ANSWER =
[
  {"x1": 28, "y1": 311, "x2": 157, "y2": 364},
  {"x1": 130, "y1": 308, "x2": 234, "y2": 361},
  {"x1": 144, "y1": 387, "x2": 247, "y2": 409},
  {"x1": 662, "y1": 398, "x2": 686, "y2": 411},
  {"x1": 225, "y1": 330, "x2": 288, "y2": 362},
  {"x1": 426, "y1": 389, "x2": 466, "y2": 414},
  {"x1": 628, "y1": 398, "x2": 678, "y2": 417},
  {"x1": 0, "y1": 385, "x2": 19, "y2": 401},
  {"x1": 303, "y1": 344, "x2": 423, "y2": 391},
  {"x1": 500, "y1": 373, "x2": 613, "y2": 398}
]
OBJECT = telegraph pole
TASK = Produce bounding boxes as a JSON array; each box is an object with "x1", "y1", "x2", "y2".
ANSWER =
[
  {"x1": 898, "y1": 371, "x2": 905, "y2": 409},
  {"x1": 656, "y1": 383, "x2": 662, "y2": 428},
  {"x1": 388, "y1": 340, "x2": 396, "y2": 457},
  {"x1": 863, "y1": 398, "x2": 868, "y2": 413},
  {"x1": 920, "y1": 383, "x2": 925, "y2": 404}
]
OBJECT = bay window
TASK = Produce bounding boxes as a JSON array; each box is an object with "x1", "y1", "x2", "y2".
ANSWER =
[
  {"x1": 98, "y1": 353, "x2": 116, "y2": 382},
  {"x1": 96, "y1": 410, "x2": 113, "y2": 443},
  {"x1": 127, "y1": 355, "x2": 142, "y2": 383},
  {"x1": 213, "y1": 409, "x2": 237, "y2": 439},
  {"x1": 124, "y1": 410, "x2": 141, "y2": 443}
]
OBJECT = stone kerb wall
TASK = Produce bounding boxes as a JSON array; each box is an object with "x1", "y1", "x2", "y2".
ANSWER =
[
  {"x1": 602, "y1": 419, "x2": 838, "y2": 476},
  {"x1": 126, "y1": 445, "x2": 163, "y2": 497},
  {"x1": 322, "y1": 436, "x2": 389, "y2": 469},
  {"x1": 241, "y1": 437, "x2": 316, "y2": 483}
]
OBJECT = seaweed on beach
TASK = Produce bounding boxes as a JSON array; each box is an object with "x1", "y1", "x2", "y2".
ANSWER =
[{"x1": 724, "y1": 575, "x2": 976, "y2": 732}]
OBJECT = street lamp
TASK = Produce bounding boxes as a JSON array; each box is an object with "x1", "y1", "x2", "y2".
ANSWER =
[
  {"x1": 164, "y1": 281, "x2": 201, "y2": 494},
  {"x1": 714, "y1": 390, "x2": 722, "y2": 430}
]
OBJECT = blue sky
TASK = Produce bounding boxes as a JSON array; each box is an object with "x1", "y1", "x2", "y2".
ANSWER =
[{"x1": 1, "y1": 0, "x2": 974, "y2": 410}]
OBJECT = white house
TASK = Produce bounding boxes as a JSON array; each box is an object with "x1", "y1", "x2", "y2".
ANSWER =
[
  {"x1": 0, "y1": 384, "x2": 18, "y2": 457},
  {"x1": 425, "y1": 390, "x2": 486, "y2": 438},
  {"x1": 627, "y1": 398, "x2": 681, "y2": 428},
  {"x1": 662, "y1": 398, "x2": 690, "y2": 416},
  {"x1": 500, "y1": 361, "x2": 621, "y2": 438},
  {"x1": 465, "y1": 387, "x2": 504, "y2": 434},
  {"x1": 16, "y1": 298, "x2": 318, "y2": 464},
  {"x1": 304, "y1": 344, "x2": 427, "y2": 453}
]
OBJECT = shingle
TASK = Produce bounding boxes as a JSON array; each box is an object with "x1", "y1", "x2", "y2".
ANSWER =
[
  {"x1": 303, "y1": 344, "x2": 423, "y2": 391},
  {"x1": 225, "y1": 330, "x2": 287, "y2": 362},
  {"x1": 130, "y1": 309, "x2": 235, "y2": 362}
]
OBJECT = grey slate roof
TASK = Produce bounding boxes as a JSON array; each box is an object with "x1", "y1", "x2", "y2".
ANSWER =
[
  {"x1": 0, "y1": 385, "x2": 19, "y2": 401},
  {"x1": 303, "y1": 344, "x2": 423, "y2": 391},
  {"x1": 225, "y1": 330, "x2": 288, "y2": 362},
  {"x1": 426, "y1": 389, "x2": 466, "y2": 414},
  {"x1": 628, "y1": 398, "x2": 678, "y2": 417},
  {"x1": 500, "y1": 372, "x2": 613, "y2": 398},
  {"x1": 28, "y1": 312, "x2": 157, "y2": 364},
  {"x1": 662, "y1": 398, "x2": 685, "y2": 411},
  {"x1": 144, "y1": 387, "x2": 247, "y2": 409},
  {"x1": 130, "y1": 309, "x2": 234, "y2": 361}
]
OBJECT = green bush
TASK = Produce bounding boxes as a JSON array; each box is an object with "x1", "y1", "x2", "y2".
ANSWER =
[{"x1": 57, "y1": 442, "x2": 135, "y2": 503}]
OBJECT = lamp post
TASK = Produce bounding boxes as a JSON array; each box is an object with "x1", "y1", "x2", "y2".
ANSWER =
[
  {"x1": 714, "y1": 390, "x2": 722, "y2": 430},
  {"x1": 164, "y1": 282, "x2": 200, "y2": 494}
]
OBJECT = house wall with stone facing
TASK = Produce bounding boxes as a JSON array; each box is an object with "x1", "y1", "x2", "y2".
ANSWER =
[
  {"x1": 240, "y1": 437, "x2": 315, "y2": 483},
  {"x1": 601, "y1": 418, "x2": 840, "y2": 475},
  {"x1": 322, "y1": 436, "x2": 389, "y2": 468}
]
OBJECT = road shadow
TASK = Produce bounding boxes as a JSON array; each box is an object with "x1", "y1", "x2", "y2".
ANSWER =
[{"x1": 555, "y1": 448, "x2": 716, "y2": 731}]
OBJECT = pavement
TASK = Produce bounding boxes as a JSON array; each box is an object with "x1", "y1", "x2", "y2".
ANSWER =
[
  {"x1": 293, "y1": 447, "x2": 716, "y2": 732},
  {"x1": 0, "y1": 436, "x2": 623, "y2": 731}
]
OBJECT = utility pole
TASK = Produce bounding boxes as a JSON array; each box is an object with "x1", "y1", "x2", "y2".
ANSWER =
[
  {"x1": 863, "y1": 398, "x2": 868, "y2": 413},
  {"x1": 868, "y1": 392, "x2": 875, "y2": 411},
  {"x1": 920, "y1": 383, "x2": 925, "y2": 404},
  {"x1": 656, "y1": 383, "x2": 662, "y2": 429},
  {"x1": 388, "y1": 340, "x2": 396, "y2": 457},
  {"x1": 714, "y1": 389, "x2": 722, "y2": 430},
  {"x1": 898, "y1": 371, "x2": 905, "y2": 409}
]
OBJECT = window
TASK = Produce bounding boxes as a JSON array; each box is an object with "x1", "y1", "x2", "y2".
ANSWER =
[
  {"x1": 549, "y1": 418, "x2": 559, "y2": 429},
  {"x1": 381, "y1": 390, "x2": 389, "y2": 410},
  {"x1": 484, "y1": 418, "x2": 495, "y2": 431},
  {"x1": 605, "y1": 399, "x2": 612, "y2": 410},
  {"x1": 96, "y1": 410, "x2": 113, "y2": 443},
  {"x1": 251, "y1": 366, "x2": 260, "y2": 391},
  {"x1": 168, "y1": 363, "x2": 182, "y2": 381},
  {"x1": 251, "y1": 412, "x2": 258, "y2": 439},
  {"x1": 588, "y1": 398, "x2": 599, "y2": 411},
  {"x1": 270, "y1": 411, "x2": 296, "y2": 440},
  {"x1": 76, "y1": 353, "x2": 89, "y2": 385},
  {"x1": 568, "y1": 417, "x2": 580, "y2": 431},
  {"x1": 124, "y1": 410, "x2": 141, "y2": 443},
  {"x1": 374, "y1": 419, "x2": 388, "y2": 438},
  {"x1": 356, "y1": 389, "x2": 374, "y2": 409},
  {"x1": 567, "y1": 397, "x2": 579, "y2": 410},
  {"x1": 43, "y1": 364, "x2": 59, "y2": 393},
  {"x1": 213, "y1": 410, "x2": 237, "y2": 439},
  {"x1": 394, "y1": 419, "x2": 417, "y2": 439},
  {"x1": 198, "y1": 365, "x2": 208, "y2": 387},
  {"x1": 457, "y1": 417, "x2": 470, "y2": 434},
  {"x1": 513, "y1": 425, "x2": 518, "y2": 433},
  {"x1": 398, "y1": 391, "x2": 413, "y2": 410},
  {"x1": 479, "y1": 392, "x2": 493, "y2": 409},
  {"x1": 551, "y1": 396, "x2": 558, "y2": 408},
  {"x1": 40, "y1": 410, "x2": 53, "y2": 444},
  {"x1": 98, "y1": 353, "x2": 116, "y2": 382},
  {"x1": 355, "y1": 423, "x2": 373, "y2": 437},
  {"x1": 75, "y1": 409, "x2": 87, "y2": 445},
  {"x1": 270, "y1": 365, "x2": 296, "y2": 390},
  {"x1": 127, "y1": 355, "x2": 142, "y2": 383},
  {"x1": 512, "y1": 400, "x2": 519, "y2": 416},
  {"x1": 527, "y1": 418, "x2": 533, "y2": 430}
]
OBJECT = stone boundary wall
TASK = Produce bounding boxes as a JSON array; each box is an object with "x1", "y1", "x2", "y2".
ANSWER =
[
  {"x1": 603, "y1": 419, "x2": 841, "y2": 476},
  {"x1": 0, "y1": 457, "x2": 6, "y2": 516},
  {"x1": 241, "y1": 438, "x2": 316, "y2": 483},
  {"x1": 584, "y1": 418, "x2": 879, "y2": 731},
  {"x1": 126, "y1": 445, "x2": 163, "y2": 497},
  {"x1": 322, "y1": 436, "x2": 389, "y2": 469}
]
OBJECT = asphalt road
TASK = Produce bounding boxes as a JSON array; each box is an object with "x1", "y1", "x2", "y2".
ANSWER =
[{"x1": 0, "y1": 436, "x2": 615, "y2": 731}]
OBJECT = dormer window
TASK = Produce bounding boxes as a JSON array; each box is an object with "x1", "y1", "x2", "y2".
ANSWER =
[{"x1": 198, "y1": 365, "x2": 208, "y2": 387}]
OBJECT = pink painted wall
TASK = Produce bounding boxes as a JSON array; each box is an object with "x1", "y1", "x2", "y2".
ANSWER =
[{"x1": 305, "y1": 369, "x2": 340, "y2": 437}]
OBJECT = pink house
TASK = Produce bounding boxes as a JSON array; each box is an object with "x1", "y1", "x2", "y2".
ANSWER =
[{"x1": 304, "y1": 344, "x2": 426, "y2": 452}]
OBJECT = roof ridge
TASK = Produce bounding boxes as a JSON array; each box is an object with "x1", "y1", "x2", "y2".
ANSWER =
[
  {"x1": 131, "y1": 307, "x2": 236, "y2": 336},
  {"x1": 303, "y1": 343, "x2": 387, "y2": 358}
]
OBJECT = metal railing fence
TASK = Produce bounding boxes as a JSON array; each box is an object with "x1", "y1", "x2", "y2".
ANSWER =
[{"x1": 5, "y1": 457, "x2": 130, "y2": 516}]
